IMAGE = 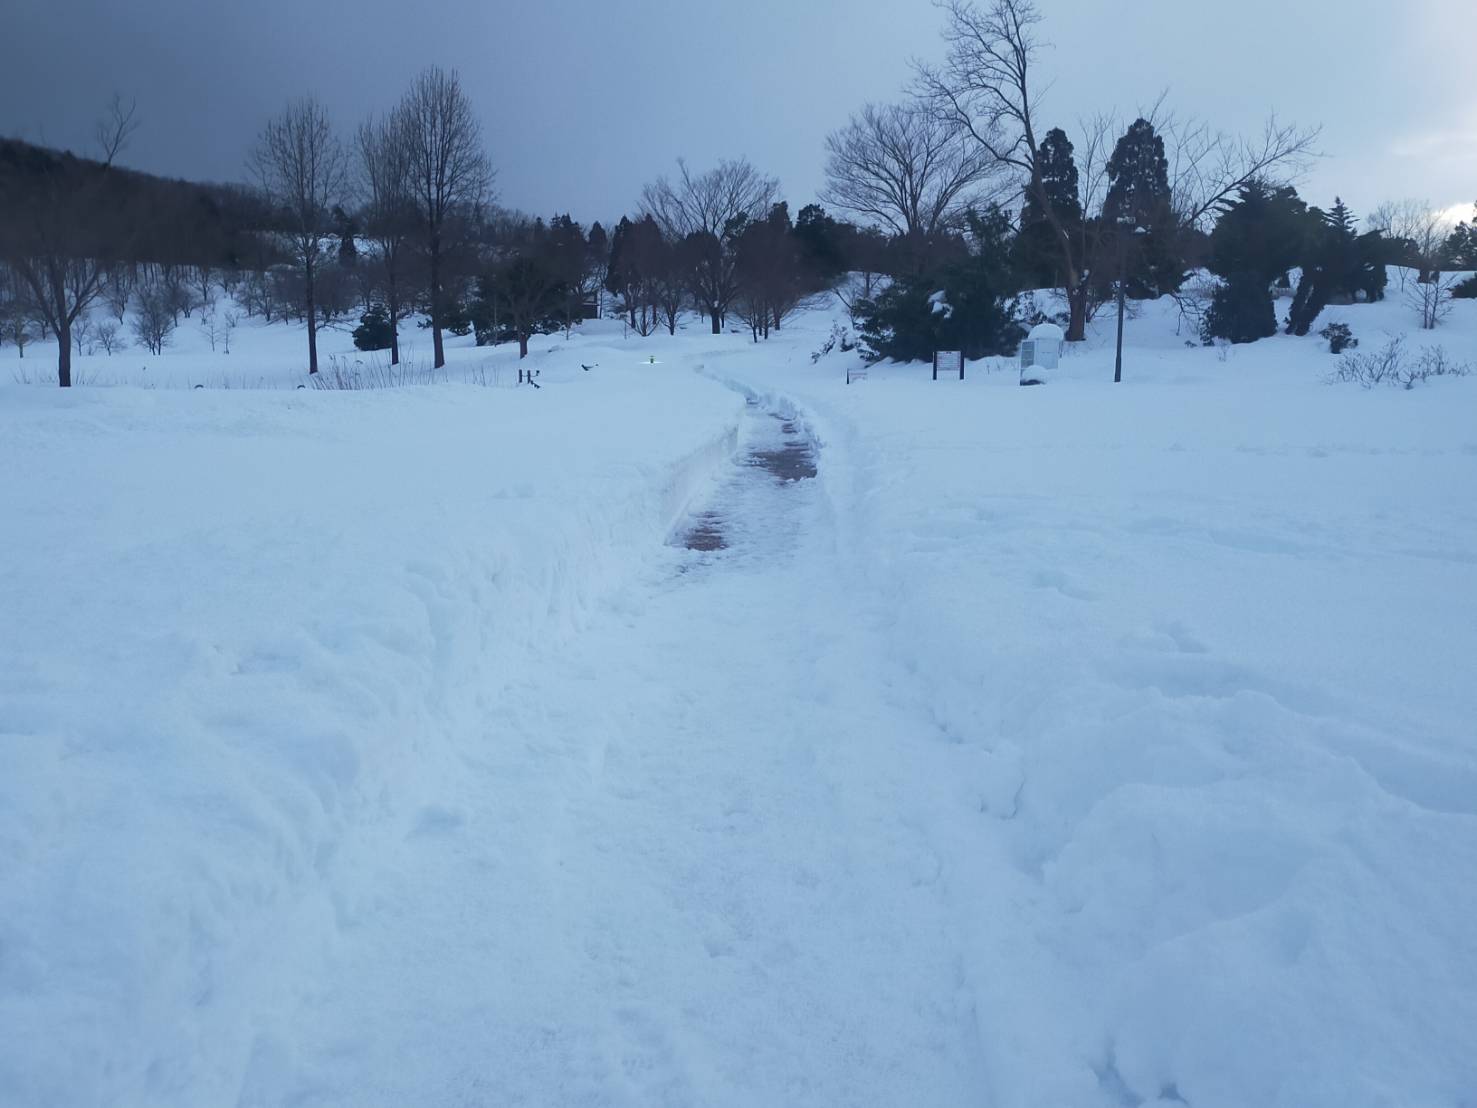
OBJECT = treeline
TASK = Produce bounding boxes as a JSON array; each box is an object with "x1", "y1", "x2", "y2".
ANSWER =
[
  {"x1": 0, "y1": 136, "x2": 275, "y2": 271},
  {"x1": 3, "y1": 0, "x2": 1473, "y2": 387}
]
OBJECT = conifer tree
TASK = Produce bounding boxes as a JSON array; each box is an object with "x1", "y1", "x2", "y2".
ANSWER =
[
  {"x1": 1287, "y1": 199, "x2": 1388, "y2": 335},
  {"x1": 1013, "y1": 128, "x2": 1081, "y2": 290},
  {"x1": 1102, "y1": 118, "x2": 1184, "y2": 298},
  {"x1": 857, "y1": 203, "x2": 1024, "y2": 362},
  {"x1": 1443, "y1": 214, "x2": 1476, "y2": 269},
  {"x1": 1202, "y1": 181, "x2": 1309, "y2": 344}
]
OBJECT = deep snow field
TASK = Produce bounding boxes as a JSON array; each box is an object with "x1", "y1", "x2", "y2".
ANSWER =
[{"x1": 2, "y1": 280, "x2": 1475, "y2": 1107}]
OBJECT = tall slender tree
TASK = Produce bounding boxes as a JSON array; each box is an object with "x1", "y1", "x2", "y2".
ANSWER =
[
  {"x1": 356, "y1": 112, "x2": 416, "y2": 365},
  {"x1": 397, "y1": 67, "x2": 493, "y2": 369},
  {"x1": 1103, "y1": 117, "x2": 1183, "y2": 298},
  {"x1": 1013, "y1": 128, "x2": 1081, "y2": 290},
  {"x1": 249, "y1": 96, "x2": 347, "y2": 375}
]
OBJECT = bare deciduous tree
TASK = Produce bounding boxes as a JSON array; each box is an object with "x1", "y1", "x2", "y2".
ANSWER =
[
  {"x1": 356, "y1": 111, "x2": 417, "y2": 365},
  {"x1": 396, "y1": 67, "x2": 494, "y2": 369},
  {"x1": 1409, "y1": 273, "x2": 1459, "y2": 330},
  {"x1": 914, "y1": 0, "x2": 1100, "y2": 337},
  {"x1": 1392, "y1": 204, "x2": 1463, "y2": 329},
  {"x1": 1369, "y1": 198, "x2": 1441, "y2": 290},
  {"x1": 0, "y1": 96, "x2": 140, "y2": 384},
  {"x1": 1156, "y1": 113, "x2": 1319, "y2": 233},
  {"x1": 916, "y1": 0, "x2": 1317, "y2": 341},
  {"x1": 105, "y1": 269, "x2": 134, "y2": 322},
  {"x1": 249, "y1": 96, "x2": 347, "y2": 375},
  {"x1": 94, "y1": 320, "x2": 124, "y2": 355},
  {"x1": 131, "y1": 281, "x2": 177, "y2": 354},
  {"x1": 72, "y1": 317, "x2": 95, "y2": 356},
  {"x1": 0, "y1": 270, "x2": 38, "y2": 358},
  {"x1": 95, "y1": 94, "x2": 140, "y2": 167},
  {"x1": 821, "y1": 101, "x2": 1000, "y2": 239},
  {"x1": 642, "y1": 158, "x2": 779, "y2": 334}
]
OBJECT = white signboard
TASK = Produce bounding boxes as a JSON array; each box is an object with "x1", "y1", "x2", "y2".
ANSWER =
[{"x1": 933, "y1": 350, "x2": 964, "y2": 381}]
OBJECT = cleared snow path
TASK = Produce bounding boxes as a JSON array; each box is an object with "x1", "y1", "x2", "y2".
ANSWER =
[{"x1": 244, "y1": 397, "x2": 989, "y2": 1106}]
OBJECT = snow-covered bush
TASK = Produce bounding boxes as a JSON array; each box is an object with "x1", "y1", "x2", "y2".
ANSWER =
[
  {"x1": 352, "y1": 305, "x2": 395, "y2": 352},
  {"x1": 1319, "y1": 321, "x2": 1357, "y2": 354},
  {"x1": 810, "y1": 321, "x2": 856, "y2": 363},
  {"x1": 1330, "y1": 336, "x2": 1470, "y2": 389}
]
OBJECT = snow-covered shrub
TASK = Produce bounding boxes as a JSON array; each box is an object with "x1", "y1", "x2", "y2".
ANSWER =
[
  {"x1": 810, "y1": 321, "x2": 856, "y2": 363},
  {"x1": 1319, "y1": 322, "x2": 1357, "y2": 354},
  {"x1": 1201, "y1": 277, "x2": 1277, "y2": 345},
  {"x1": 1330, "y1": 336, "x2": 1470, "y2": 390},
  {"x1": 352, "y1": 305, "x2": 395, "y2": 352}
]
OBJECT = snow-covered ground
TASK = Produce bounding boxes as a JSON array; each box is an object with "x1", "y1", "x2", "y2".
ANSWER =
[{"x1": 2, "y1": 282, "x2": 1475, "y2": 1106}]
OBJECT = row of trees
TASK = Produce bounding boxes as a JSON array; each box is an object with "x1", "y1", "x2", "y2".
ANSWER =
[
  {"x1": 249, "y1": 65, "x2": 492, "y2": 376},
  {"x1": 3, "y1": 1, "x2": 1470, "y2": 384}
]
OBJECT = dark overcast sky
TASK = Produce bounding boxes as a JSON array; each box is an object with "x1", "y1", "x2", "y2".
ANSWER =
[{"x1": 4, "y1": 0, "x2": 1473, "y2": 225}]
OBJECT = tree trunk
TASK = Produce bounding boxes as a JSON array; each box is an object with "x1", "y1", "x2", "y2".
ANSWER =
[
  {"x1": 305, "y1": 272, "x2": 319, "y2": 374},
  {"x1": 710, "y1": 305, "x2": 722, "y2": 335},
  {"x1": 1066, "y1": 284, "x2": 1089, "y2": 343},
  {"x1": 388, "y1": 280, "x2": 401, "y2": 366},
  {"x1": 429, "y1": 243, "x2": 446, "y2": 369},
  {"x1": 518, "y1": 333, "x2": 528, "y2": 359},
  {"x1": 57, "y1": 321, "x2": 72, "y2": 388}
]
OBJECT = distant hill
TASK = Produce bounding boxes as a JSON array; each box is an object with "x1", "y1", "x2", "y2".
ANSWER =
[{"x1": 0, "y1": 136, "x2": 279, "y2": 270}]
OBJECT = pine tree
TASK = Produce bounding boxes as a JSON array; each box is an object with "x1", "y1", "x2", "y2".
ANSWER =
[
  {"x1": 1443, "y1": 215, "x2": 1476, "y2": 269},
  {"x1": 1103, "y1": 119, "x2": 1170, "y2": 226},
  {"x1": 546, "y1": 214, "x2": 587, "y2": 335},
  {"x1": 858, "y1": 203, "x2": 1024, "y2": 363},
  {"x1": 1203, "y1": 182, "x2": 1310, "y2": 345},
  {"x1": 331, "y1": 205, "x2": 358, "y2": 267},
  {"x1": 1102, "y1": 118, "x2": 1183, "y2": 298},
  {"x1": 1013, "y1": 128, "x2": 1081, "y2": 290},
  {"x1": 793, "y1": 204, "x2": 850, "y2": 285},
  {"x1": 1287, "y1": 199, "x2": 1387, "y2": 336}
]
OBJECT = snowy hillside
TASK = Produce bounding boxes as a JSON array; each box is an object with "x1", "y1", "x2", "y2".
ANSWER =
[{"x1": 2, "y1": 283, "x2": 1476, "y2": 1106}]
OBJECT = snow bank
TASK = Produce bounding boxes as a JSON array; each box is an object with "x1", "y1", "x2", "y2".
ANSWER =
[
  {"x1": 722, "y1": 291, "x2": 1477, "y2": 1106},
  {"x1": 0, "y1": 368, "x2": 741, "y2": 1105},
  {"x1": 5, "y1": 273, "x2": 1476, "y2": 1105}
]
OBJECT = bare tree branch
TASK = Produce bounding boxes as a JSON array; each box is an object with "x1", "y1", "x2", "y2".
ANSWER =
[
  {"x1": 95, "y1": 93, "x2": 140, "y2": 168},
  {"x1": 821, "y1": 102, "x2": 1004, "y2": 237}
]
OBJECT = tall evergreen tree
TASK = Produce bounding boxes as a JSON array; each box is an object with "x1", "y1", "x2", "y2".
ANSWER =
[
  {"x1": 1102, "y1": 118, "x2": 1183, "y2": 298},
  {"x1": 545, "y1": 213, "x2": 588, "y2": 335},
  {"x1": 1203, "y1": 181, "x2": 1310, "y2": 344},
  {"x1": 1013, "y1": 128, "x2": 1081, "y2": 290},
  {"x1": 792, "y1": 203, "x2": 850, "y2": 286},
  {"x1": 1287, "y1": 199, "x2": 1388, "y2": 335},
  {"x1": 604, "y1": 215, "x2": 665, "y2": 334}
]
